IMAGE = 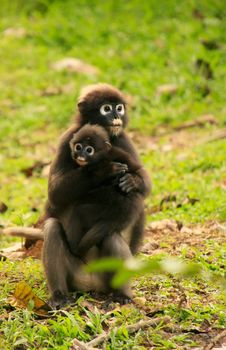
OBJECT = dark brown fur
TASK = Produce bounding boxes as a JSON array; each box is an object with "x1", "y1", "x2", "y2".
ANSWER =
[
  {"x1": 59, "y1": 124, "x2": 143, "y2": 257},
  {"x1": 42, "y1": 84, "x2": 151, "y2": 308}
]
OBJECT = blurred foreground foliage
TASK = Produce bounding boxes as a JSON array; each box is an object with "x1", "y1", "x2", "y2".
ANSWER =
[{"x1": 87, "y1": 255, "x2": 226, "y2": 290}]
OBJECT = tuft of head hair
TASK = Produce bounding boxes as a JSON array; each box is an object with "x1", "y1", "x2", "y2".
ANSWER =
[
  {"x1": 78, "y1": 83, "x2": 126, "y2": 106},
  {"x1": 72, "y1": 124, "x2": 110, "y2": 144}
]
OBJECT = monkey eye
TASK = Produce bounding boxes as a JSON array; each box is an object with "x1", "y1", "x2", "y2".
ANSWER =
[
  {"x1": 75, "y1": 143, "x2": 82, "y2": 152},
  {"x1": 100, "y1": 104, "x2": 113, "y2": 115},
  {"x1": 116, "y1": 104, "x2": 125, "y2": 116},
  {"x1": 85, "y1": 146, "x2": 94, "y2": 156}
]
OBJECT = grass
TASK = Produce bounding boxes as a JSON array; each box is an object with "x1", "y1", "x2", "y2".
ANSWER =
[{"x1": 0, "y1": 0, "x2": 225, "y2": 349}]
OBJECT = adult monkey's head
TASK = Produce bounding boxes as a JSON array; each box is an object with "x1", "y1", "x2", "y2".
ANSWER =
[{"x1": 77, "y1": 84, "x2": 128, "y2": 137}]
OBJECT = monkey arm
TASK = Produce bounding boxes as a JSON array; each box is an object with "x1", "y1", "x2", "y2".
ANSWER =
[
  {"x1": 48, "y1": 168, "x2": 86, "y2": 207},
  {"x1": 136, "y1": 167, "x2": 152, "y2": 197},
  {"x1": 49, "y1": 161, "x2": 129, "y2": 208},
  {"x1": 113, "y1": 133, "x2": 151, "y2": 197},
  {"x1": 109, "y1": 147, "x2": 141, "y2": 172}
]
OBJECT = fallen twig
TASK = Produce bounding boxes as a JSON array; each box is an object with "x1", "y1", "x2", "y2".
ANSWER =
[
  {"x1": 173, "y1": 117, "x2": 217, "y2": 132},
  {"x1": 204, "y1": 329, "x2": 226, "y2": 350},
  {"x1": 156, "y1": 115, "x2": 218, "y2": 136},
  {"x1": 0, "y1": 227, "x2": 43, "y2": 240},
  {"x1": 70, "y1": 338, "x2": 97, "y2": 350},
  {"x1": 71, "y1": 316, "x2": 170, "y2": 349},
  {"x1": 203, "y1": 129, "x2": 226, "y2": 143}
]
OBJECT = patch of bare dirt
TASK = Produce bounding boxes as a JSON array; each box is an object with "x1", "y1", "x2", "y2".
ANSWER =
[
  {"x1": 51, "y1": 57, "x2": 99, "y2": 76},
  {"x1": 142, "y1": 220, "x2": 225, "y2": 256},
  {"x1": 3, "y1": 27, "x2": 27, "y2": 38},
  {"x1": 1, "y1": 240, "x2": 43, "y2": 260}
]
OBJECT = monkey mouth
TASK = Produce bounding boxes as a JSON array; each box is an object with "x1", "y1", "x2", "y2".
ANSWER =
[{"x1": 76, "y1": 158, "x2": 88, "y2": 166}]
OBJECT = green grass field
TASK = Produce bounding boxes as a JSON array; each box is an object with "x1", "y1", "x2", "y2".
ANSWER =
[{"x1": 0, "y1": 1, "x2": 225, "y2": 349}]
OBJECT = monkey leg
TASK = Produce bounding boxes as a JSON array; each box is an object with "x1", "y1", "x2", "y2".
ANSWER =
[
  {"x1": 100, "y1": 233, "x2": 133, "y2": 304},
  {"x1": 58, "y1": 205, "x2": 84, "y2": 256},
  {"x1": 75, "y1": 221, "x2": 115, "y2": 256},
  {"x1": 42, "y1": 218, "x2": 81, "y2": 308},
  {"x1": 129, "y1": 210, "x2": 145, "y2": 255},
  {"x1": 42, "y1": 218, "x2": 104, "y2": 308}
]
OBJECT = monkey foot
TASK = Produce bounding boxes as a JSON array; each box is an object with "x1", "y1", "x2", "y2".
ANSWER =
[{"x1": 48, "y1": 291, "x2": 76, "y2": 309}]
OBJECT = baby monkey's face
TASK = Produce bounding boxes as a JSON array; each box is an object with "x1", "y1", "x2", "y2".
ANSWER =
[
  {"x1": 69, "y1": 125, "x2": 111, "y2": 167},
  {"x1": 71, "y1": 140, "x2": 95, "y2": 166},
  {"x1": 70, "y1": 136, "x2": 111, "y2": 167}
]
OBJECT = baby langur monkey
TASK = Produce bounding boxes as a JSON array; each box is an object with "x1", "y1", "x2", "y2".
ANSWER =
[
  {"x1": 66, "y1": 124, "x2": 143, "y2": 257},
  {"x1": 43, "y1": 124, "x2": 144, "y2": 308}
]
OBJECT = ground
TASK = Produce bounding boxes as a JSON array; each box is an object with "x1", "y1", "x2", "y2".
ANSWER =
[{"x1": 0, "y1": 0, "x2": 225, "y2": 349}]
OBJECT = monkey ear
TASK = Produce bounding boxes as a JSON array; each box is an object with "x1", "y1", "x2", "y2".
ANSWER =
[
  {"x1": 105, "y1": 141, "x2": 112, "y2": 149},
  {"x1": 77, "y1": 101, "x2": 85, "y2": 112}
]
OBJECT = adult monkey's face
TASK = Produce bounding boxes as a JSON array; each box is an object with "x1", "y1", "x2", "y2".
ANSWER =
[{"x1": 77, "y1": 83, "x2": 128, "y2": 137}]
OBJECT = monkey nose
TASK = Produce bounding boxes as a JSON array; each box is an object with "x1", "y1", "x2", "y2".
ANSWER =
[{"x1": 112, "y1": 118, "x2": 122, "y2": 126}]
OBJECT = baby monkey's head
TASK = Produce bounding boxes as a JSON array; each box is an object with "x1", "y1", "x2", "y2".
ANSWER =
[{"x1": 70, "y1": 124, "x2": 111, "y2": 167}]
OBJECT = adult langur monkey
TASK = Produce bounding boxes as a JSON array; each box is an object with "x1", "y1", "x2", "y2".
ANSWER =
[{"x1": 42, "y1": 84, "x2": 151, "y2": 308}]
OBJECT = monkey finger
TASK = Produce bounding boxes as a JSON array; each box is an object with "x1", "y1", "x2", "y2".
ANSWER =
[
  {"x1": 125, "y1": 186, "x2": 135, "y2": 193},
  {"x1": 119, "y1": 177, "x2": 133, "y2": 185},
  {"x1": 119, "y1": 176, "x2": 134, "y2": 187},
  {"x1": 121, "y1": 185, "x2": 134, "y2": 193},
  {"x1": 119, "y1": 180, "x2": 128, "y2": 187},
  {"x1": 115, "y1": 167, "x2": 127, "y2": 173},
  {"x1": 120, "y1": 183, "x2": 132, "y2": 191},
  {"x1": 119, "y1": 174, "x2": 130, "y2": 182},
  {"x1": 112, "y1": 162, "x2": 127, "y2": 167},
  {"x1": 113, "y1": 167, "x2": 128, "y2": 176},
  {"x1": 116, "y1": 167, "x2": 128, "y2": 174},
  {"x1": 112, "y1": 162, "x2": 128, "y2": 171},
  {"x1": 119, "y1": 178, "x2": 136, "y2": 191},
  {"x1": 124, "y1": 186, "x2": 134, "y2": 193}
]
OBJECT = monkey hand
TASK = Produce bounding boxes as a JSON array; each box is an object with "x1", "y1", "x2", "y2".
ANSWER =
[
  {"x1": 110, "y1": 162, "x2": 128, "y2": 177},
  {"x1": 119, "y1": 173, "x2": 139, "y2": 193}
]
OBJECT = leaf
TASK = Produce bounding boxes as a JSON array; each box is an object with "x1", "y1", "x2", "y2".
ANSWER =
[
  {"x1": 86, "y1": 258, "x2": 124, "y2": 273},
  {"x1": 112, "y1": 270, "x2": 135, "y2": 288},
  {"x1": 161, "y1": 257, "x2": 187, "y2": 274},
  {"x1": 9, "y1": 282, "x2": 52, "y2": 316}
]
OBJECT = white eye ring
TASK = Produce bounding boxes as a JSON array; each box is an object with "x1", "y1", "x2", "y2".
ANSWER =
[
  {"x1": 116, "y1": 104, "x2": 125, "y2": 116},
  {"x1": 85, "y1": 146, "x2": 94, "y2": 156},
  {"x1": 75, "y1": 143, "x2": 82, "y2": 152},
  {"x1": 100, "y1": 104, "x2": 113, "y2": 116}
]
